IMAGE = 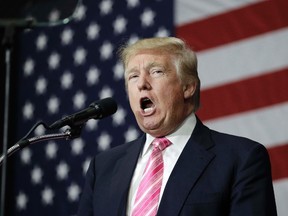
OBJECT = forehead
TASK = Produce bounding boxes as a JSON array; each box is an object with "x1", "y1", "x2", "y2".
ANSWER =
[{"x1": 126, "y1": 51, "x2": 174, "y2": 70}]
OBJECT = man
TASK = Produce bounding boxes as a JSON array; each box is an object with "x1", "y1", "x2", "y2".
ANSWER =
[{"x1": 78, "y1": 37, "x2": 277, "y2": 216}]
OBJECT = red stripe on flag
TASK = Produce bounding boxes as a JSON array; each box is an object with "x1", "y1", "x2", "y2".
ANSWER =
[
  {"x1": 176, "y1": 0, "x2": 288, "y2": 51},
  {"x1": 197, "y1": 68, "x2": 288, "y2": 121},
  {"x1": 268, "y1": 144, "x2": 288, "y2": 180}
]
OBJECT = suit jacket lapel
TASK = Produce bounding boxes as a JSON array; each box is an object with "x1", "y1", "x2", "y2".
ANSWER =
[
  {"x1": 109, "y1": 135, "x2": 146, "y2": 216},
  {"x1": 157, "y1": 118, "x2": 215, "y2": 216}
]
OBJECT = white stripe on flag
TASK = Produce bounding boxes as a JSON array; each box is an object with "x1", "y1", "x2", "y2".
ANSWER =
[
  {"x1": 175, "y1": 0, "x2": 263, "y2": 24},
  {"x1": 197, "y1": 28, "x2": 288, "y2": 89},
  {"x1": 204, "y1": 102, "x2": 288, "y2": 148},
  {"x1": 273, "y1": 178, "x2": 288, "y2": 216}
]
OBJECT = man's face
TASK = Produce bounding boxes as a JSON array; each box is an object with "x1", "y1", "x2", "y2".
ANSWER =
[{"x1": 126, "y1": 51, "x2": 194, "y2": 137}]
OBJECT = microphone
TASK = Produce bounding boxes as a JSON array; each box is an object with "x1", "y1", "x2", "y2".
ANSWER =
[{"x1": 49, "y1": 97, "x2": 117, "y2": 129}]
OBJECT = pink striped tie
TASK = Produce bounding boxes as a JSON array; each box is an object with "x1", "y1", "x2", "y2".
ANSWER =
[{"x1": 132, "y1": 137, "x2": 171, "y2": 216}]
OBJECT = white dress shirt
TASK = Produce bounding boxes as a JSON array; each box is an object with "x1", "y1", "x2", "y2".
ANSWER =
[{"x1": 126, "y1": 113, "x2": 197, "y2": 215}]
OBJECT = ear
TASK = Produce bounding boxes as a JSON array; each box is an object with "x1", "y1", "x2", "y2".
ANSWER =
[{"x1": 183, "y1": 81, "x2": 196, "y2": 99}]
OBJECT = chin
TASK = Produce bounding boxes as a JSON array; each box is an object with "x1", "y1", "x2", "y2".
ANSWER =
[{"x1": 142, "y1": 126, "x2": 167, "y2": 137}]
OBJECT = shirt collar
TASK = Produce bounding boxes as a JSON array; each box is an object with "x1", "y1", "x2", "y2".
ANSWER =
[{"x1": 142, "y1": 113, "x2": 197, "y2": 157}]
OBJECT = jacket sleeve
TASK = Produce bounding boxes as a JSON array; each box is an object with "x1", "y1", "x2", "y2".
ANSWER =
[{"x1": 230, "y1": 143, "x2": 277, "y2": 216}]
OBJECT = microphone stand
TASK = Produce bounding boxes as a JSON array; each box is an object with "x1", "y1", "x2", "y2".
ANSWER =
[
  {"x1": 0, "y1": 20, "x2": 36, "y2": 216},
  {"x1": 0, "y1": 10, "x2": 79, "y2": 216},
  {"x1": 0, "y1": 124, "x2": 82, "y2": 213},
  {"x1": 0, "y1": 2, "x2": 81, "y2": 215},
  {"x1": 0, "y1": 124, "x2": 83, "y2": 166},
  {"x1": 1, "y1": 25, "x2": 15, "y2": 216}
]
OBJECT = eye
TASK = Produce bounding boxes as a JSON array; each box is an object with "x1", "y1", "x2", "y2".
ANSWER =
[
  {"x1": 128, "y1": 73, "x2": 139, "y2": 81},
  {"x1": 151, "y1": 69, "x2": 164, "y2": 77}
]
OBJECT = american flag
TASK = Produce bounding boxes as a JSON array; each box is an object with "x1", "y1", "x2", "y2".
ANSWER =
[
  {"x1": 6, "y1": 0, "x2": 288, "y2": 215},
  {"x1": 175, "y1": 0, "x2": 288, "y2": 215}
]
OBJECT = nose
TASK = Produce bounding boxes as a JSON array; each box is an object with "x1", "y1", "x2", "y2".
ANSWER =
[{"x1": 137, "y1": 73, "x2": 151, "y2": 91}]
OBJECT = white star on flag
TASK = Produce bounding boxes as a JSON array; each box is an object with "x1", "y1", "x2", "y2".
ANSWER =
[
  {"x1": 47, "y1": 96, "x2": 60, "y2": 114},
  {"x1": 99, "y1": 86, "x2": 114, "y2": 99},
  {"x1": 61, "y1": 27, "x2": 74, "y2": 45},
  {"x1": 61, "y1": 71, "x2": 74, "y2": 89},
  {"x1": 48, "y1": 52, "x2": 61, "y2": 70},
  {"x1": 73, "y1": 91, "x2": 87, "y2": 109},
  {"x1": 71, "y1": 138, "x2": 85, "y2": 155},
  {"x1": 67, "y1": 183, "x2": 81, "y2": 202},
  {"x1": 74, "y1": 4, "x2": 86, "y2": 21},
  {"x1": 100, "y1": 41, "x2": 114, "y2": 60},
  {"x1": 99, "y1": 0, "x2": 113, "y2": 15},
  {"x1": 20, "y1": 148, "x2": 32, "y2": 165},
  {"x1": 97, "y1": 132, "x2": 112, "y2": 151},
  {"x1": 49, "y1": 9, "x2": 60, "y2": 22},
  {"x1": 73, "y1": 47, "x2": 87, "y2": 65},
  {"x1": 23, "y1": 101, "x2": 34, "y2": 120},
  {"x1": 16, "y1": 192, "x2": 28, "y2": 210},
  {"x1": 31, "y1": 166, "x2": 43, "y2": 184},
  {"x1": 112, "y1": 107, "x2": 127, "y2": 126},
  {"x1": 87, "y1": 23, "x2": 100, "y2": 40},
  {"x1": 56, "y1": 161, "x2": 70, "y2": 180},
  {"x1": 86, "y1": 66, "x2": 100, "y2": 86},
  {"x1": 113, "y1": 61, "x2": 124, "y2": 80},
  {"x1": 140, "y1": 8, "x2": 155, "y2": 27},
  {"x1": 127, "y1": 0, "x2": 140, "y2": 8},
  {"x1": 124, "y1": 126, "x2": 140, "y2": 142},
  {"x1": 41, "y1": 187, "x2": 55, "y2": 205},
  {"x1": 113, "y1": 16, "x2": 127, "y2": 34},
  {"x1": 23, "y1": 58, "x2": 35, "y2": 76},
  {"x1": 35, "y1": 76, "x2": 48, "y2": 95},
  {"x1": 36, "y1": 34, "x2": 48, "y2": 51},
  {"x1": 45, "y1": 142, "x2": 58, "y2": 159}
]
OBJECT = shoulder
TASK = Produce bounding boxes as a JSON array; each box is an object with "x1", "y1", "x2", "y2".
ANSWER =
[
  {"x1": 206, "y1": 127, "x2": 270, "y2": 169},
  {"x1": 195, "y1": 116, "x2": 266, "y2": 151},
  {"x1": 211, "y1": 129, "x2": 261, "y2": 148},
  {"x1": 194, "y1": 117, "x2": 269, "y2": 162},
  {"x1": 210, "y1": 128, "x2": 267, "y2": 154}
]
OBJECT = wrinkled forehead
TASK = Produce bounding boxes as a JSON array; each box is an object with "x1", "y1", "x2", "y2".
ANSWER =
[{"x1": 125, "y1": 49, "x2": 176, "y2": 70}]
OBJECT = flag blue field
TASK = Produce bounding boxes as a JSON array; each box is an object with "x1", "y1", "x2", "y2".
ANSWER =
[{"x1": 9, "y1": 0, "x2": 173, "y2": 215}]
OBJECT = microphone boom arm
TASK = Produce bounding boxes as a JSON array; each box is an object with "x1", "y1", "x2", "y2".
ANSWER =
[
  {"x1": 0, "y1": 126, "x2": 82, "y2": 166},
  {"x1": 0, "y1": 97, "x2": 117, "y2": 166}
]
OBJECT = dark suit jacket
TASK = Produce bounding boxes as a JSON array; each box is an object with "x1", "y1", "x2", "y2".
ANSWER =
[{"x1": 77, "y1": 118, "x2": 277, "y2": 216}]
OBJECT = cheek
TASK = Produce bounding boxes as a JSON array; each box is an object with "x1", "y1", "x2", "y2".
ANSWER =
[
  {"x1": 162, "y1": 85, "x2": 183, "y2": 100},
  {"x1": 128, "y1": 89, "x2": 138, "y2": 109},
  {"x1": 127, "y1": 84, "x2": 135, "y2": 97},
  {"x1": 161, "y1": 89, "x2": 185, "y2": 111}
]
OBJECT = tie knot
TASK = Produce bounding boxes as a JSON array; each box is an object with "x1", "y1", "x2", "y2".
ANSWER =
[{"x1": 152, "y1": 137, "x2": 171, "y2": 151}]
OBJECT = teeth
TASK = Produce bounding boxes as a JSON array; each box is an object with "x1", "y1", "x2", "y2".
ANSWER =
[{"x1": 144, "y1": 107, "x2": 153, "y2": 113}]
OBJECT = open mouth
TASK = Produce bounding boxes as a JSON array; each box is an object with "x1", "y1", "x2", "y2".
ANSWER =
[{"x1": 141, "y1": 97, "x2": 155, "y2": 113}]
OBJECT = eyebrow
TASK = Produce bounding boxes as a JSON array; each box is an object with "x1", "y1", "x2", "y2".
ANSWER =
[
  {"x1": 125, "y1": 67, "x2": 138, "y2": 79},
  {"x1": 125, "y1": 61, "x2": 167, "y2": 77}
]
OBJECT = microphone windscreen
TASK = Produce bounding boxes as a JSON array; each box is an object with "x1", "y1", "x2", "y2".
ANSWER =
[{"x1": 90, "y1": 97, "x2": 118, "y2": 118}]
